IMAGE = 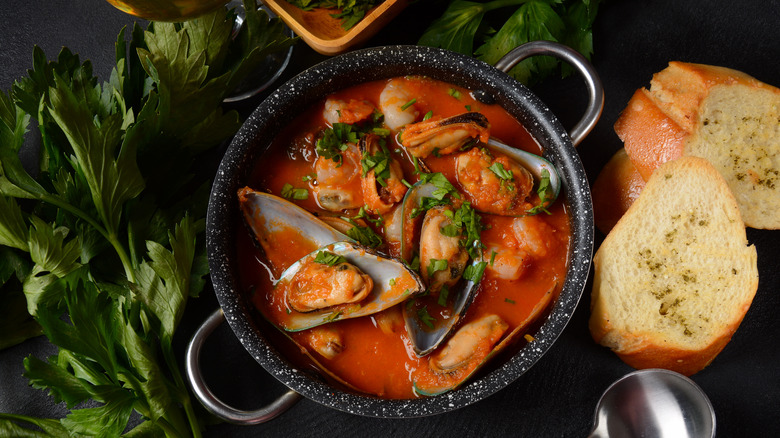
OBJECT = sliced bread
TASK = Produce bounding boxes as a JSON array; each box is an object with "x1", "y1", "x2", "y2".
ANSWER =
[
  {"x1": 592, "y1": 148, "x2": 646, "y2": 235},
  {"x1": 614, "y1": 61, "x2": 780, "y2": 229},
  {"x1": 589, "y1": 156, "x2": 758, "y2": 376}
]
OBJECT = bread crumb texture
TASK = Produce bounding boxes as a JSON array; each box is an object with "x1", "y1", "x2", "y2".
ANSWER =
[
  {"x1": 590, "y1": 157, "x2": 758, "y2": 369},
  {"x1": 686, "y1": 85, "x2": 780, "y2": 228}
]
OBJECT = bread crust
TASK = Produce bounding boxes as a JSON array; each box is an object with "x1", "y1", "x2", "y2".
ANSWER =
[
  {"x1": 614, "y1": 61, "x2": 780, "y2": 229},
  {"x1": 589, "y1": 156, "x2": 759, "y2": 376}
]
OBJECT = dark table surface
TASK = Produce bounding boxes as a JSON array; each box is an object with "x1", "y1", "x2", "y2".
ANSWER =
[{"x1": 2, "y1": 0, "x2": 779, "y2": 436}]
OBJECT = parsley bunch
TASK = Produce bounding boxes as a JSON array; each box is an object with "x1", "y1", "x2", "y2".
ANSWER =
[
  {"x1": 0, "y1": 1, "x2": 295, "y2": 436},
  {"x1": 419, "y1": 0, "x2": 601, "y2": 84}
]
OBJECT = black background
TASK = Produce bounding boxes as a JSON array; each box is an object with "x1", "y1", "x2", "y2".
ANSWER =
[{"x1": 1, "y1": 0, "x2": 779, "y2": 436}]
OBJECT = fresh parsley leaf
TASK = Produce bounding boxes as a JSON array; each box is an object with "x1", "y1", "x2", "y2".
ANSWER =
[
  {"x1": 316, "y1": 123, "x2": 357, "y2": 164},
  {"x1": 314, "y1": 250, "x2": 347, "y2": 266},
  {"x1": 417, "y1": 305, "x2": 436, "y2": 329},
  {"x1": 439, "y1": 223, "x2": 461, "y2": 237},
  {"x1": 488, "y1": 162, "x2": 514, "y2": 181},
  {"x1": 437, "y1": 284, "x2": 450, "y2": 306},
  {"x1": 527, "y1": 168, "x2": 553, "y2": 215},
  {"x1": 426, "y1": 258, "x2": 449, "y2": 278},
  {"x1": 463, "y1": 261, "x2": 488, "y2": 283},
  {"x1": 420, "y1": 0, "x2": 602, "y2": 85},
  {"x1": 281, "y1": 182, "x2": 309, "y2": 200},
  {"x1": 360, "y1": 142, "x2": 393, "y2": 187}
]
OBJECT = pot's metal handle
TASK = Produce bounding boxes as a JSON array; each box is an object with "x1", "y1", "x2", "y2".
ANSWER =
[
  {"x1": 495, "y1": 40, "x2": 604, "y2": 147},
  {"x1": 185, "y1": 309, "x2": 301, "y2": 425}
]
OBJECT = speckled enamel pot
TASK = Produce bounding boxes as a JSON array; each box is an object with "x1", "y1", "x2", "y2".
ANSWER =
[{"x1": 206, "y1": 45, "x2": 594, "y2": 418}]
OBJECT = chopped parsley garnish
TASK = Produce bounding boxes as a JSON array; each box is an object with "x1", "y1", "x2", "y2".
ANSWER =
[
  {"x1": 316, "y1": 123, "x2": 358, "y2": 165},
  {"x1": 280, "y1": 183, "x2": 309, "y2": 200},
  {"x1": 346, "y1": 221, "x2": 383, "y2": 248},
  {"x1": 400, "y1": 98, "x2": 417, "y2": 111},
  {"x1": 361, "y1": 142, "x2": 393, "y2": 187},
  {"x1": 439, "y1": 223, "x2": 461, "y2": 237},
  {"x1": 448, "y1": 88, "x2": 462, "y2": 99},
  {"x1": 314, "y1": 251, "x2": 347, "y2": 266},
  {"x1": 438, "y1": 284, "x2": 450, "y2": 306},
  {"x1": 389, "y1": 278, "x2": 397, "y2": 286},
  {"x1": 526, "y1": 168, "x2": 553, "y2": 215},
  {"x1": 410, "y1": 254, "x2": 421, "y2": 271},
  {"x1": 301, "y1": 173, "x2": 317, "y2": 182},
  {"x1": 505, "y1": 298, "x2": 516, "y2": 305},
  {"x1": 353, "y1": 206, "x2": 384, "y2": 226},
  {"x1": 402, "y1": 179, "x2": 413, "y2": 189},
  {"x1": 423, "y1": 110, "x2": 434, "y2": 120},
  {"x1": 426, "y1": 258, "x2": 449, "y2": 278},
  {"x1": 445, "y1": 202, "x2": 484, "y2": 259},
  {"x1": 417, "y1": 306, "x2": 436, "y2": 329},
  {"x1": 488, "y1": 162, "x2": 514, "y2": 181},
  {"x1": 489, "y1": 250, "x2": 497, "y2": 266},
  {"x1": 463, "y1": 261, "x2": 488, "y2": 283}
]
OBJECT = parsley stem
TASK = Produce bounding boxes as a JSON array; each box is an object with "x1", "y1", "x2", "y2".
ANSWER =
[{"x1": 40, "y1": 193, "x2": 137, "y2": 282}]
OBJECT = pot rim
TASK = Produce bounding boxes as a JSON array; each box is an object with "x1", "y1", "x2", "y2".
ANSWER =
[{"x1": 206, "y1": 44, "x2": 594, "y2": 418}]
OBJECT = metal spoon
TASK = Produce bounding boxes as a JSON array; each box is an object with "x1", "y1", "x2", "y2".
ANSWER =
[{"x1": 589, "y1": 369, "x2": 716, "y2": 438}]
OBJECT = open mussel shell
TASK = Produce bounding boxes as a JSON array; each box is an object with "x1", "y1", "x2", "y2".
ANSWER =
[
  {"x1": 413, "y1": 283, "x2": 558, "y2": 396},
  {"x1": 485, "y1": 138, "x2": 562, "y2": 211},
  {"x1": 276, "y1": 241, "x2": 425, "y2": 331},
  {"x1": 238, "y1": 187, "x2": 352, "y2": 254},
  {"x1": 403, "y1": 249, "x2": 483, "y2": 357},
  {"x1": 399, "y1": 181, "x2": 482, "y2": 356}
]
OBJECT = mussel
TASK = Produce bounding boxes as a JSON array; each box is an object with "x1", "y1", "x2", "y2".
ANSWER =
[
  {"x1": 276, "y1": 241, "x2": 424, "y2": 331},
  {"x1": 412, "y1": 282, "x2": 558, "y2": 396},
  {"x1": 239, "y1": 187, "x2": 425, "y2": 332},
  {"x1": 399, "y1": 180, "x2": 485, "y2": 356},
  {"x1": 399, "y1": 112, "x2": 490, "y2": 159}
]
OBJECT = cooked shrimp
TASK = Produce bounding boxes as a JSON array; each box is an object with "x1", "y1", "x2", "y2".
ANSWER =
[
  {"x1": 484, "y1": 245, "x2": 530, "y2": 281},
  {"x1": 323, "y1": 98, "x2": 376, "y2": 125},
  {"x1": 313, "y1": 144, "x2": 364, "y2": 211},
  {"x1": 511, "y1": 215, "x2": 554, "y2": 258},
  {"x1": 359, "y1": 134, "x2": 408, "y2": 214},
  {"x1": 379, "y1": 79, "x2": 419, "y2": 131}
]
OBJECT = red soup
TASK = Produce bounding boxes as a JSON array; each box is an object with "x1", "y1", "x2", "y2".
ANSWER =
[{"x1": 237, "y1": 76, "x2": 571, "y2": 399}]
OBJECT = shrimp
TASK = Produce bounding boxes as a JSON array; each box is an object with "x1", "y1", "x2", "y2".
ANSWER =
[
  {"x1": 313, "y1": 144, "x2": 364, "y2": 211},
  {"x1": 511, "y1": 215, "x2": 554, "y2": 258},
  {"x1": 323, "y1": 98, "x2": 375, "y2": 125},
  {"x1": 379, "y1": 79, "x2": 419, "y2": 131},
  {"x1": 359, "y1": 133, "x2": 408, "y2": 214},
  {"x1": 484, "y1": 215, "x2": 554, "y2": 280}
]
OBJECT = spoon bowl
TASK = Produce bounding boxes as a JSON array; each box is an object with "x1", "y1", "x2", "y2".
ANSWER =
[{"x1": 589, "y1": 369, "x2": 716, "y2": 438}]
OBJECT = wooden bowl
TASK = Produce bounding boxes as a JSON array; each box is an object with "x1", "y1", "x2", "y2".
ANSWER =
[{"x1": 262, "y1": 0, "x2": 408, "y2": 55}]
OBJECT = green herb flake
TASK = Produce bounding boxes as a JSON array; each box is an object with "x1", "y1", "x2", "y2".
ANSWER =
[
  {"x1": 417, "y1": 306, "x2": 436, "y2": 329},
  {"x1": 448, "y1": 88, "x2": 462, "y2": 99},
  {"x1": 463, "y1": 261, "x2": 487, "y2": 283},
  {"x1": 526, "y1": 169, "x2": 553, "y2": 215},
  {"x1": 316, "y1": 123, "x2": 358, "y2": 165},
  {"x1": 400, "y1": 98, "x2": 417, "y2": 111},
  {"x1": 314, "y1": 251, "x2": 347, "y2": 266},
  {"x1": 489, "y1": 250, "x2": 497, "y2": 266},
  {"x1": 426, "y1": 258, "x2": 449, "y2": 278},
  {"x1": 423, "y1": 110, "x2": 434, "y2": 121},
  {"x1": 437, "y1": 284, "x2": 450, "y2": 306},
  {"x1": 281, "y1": 183, "x2": 309, "y2": 200},
  {"x1": 389, "y1": 278, "x2": 396, "y2": 287},
  {"x1": 505, "y1": 298, "x2": 516, "y2": 305},
  {"x1": 488, "y1": 162, "x2": 514, "y2": 181},
  {"x1": 439, "y1": 224, "x2": 461, "y2": 237}
]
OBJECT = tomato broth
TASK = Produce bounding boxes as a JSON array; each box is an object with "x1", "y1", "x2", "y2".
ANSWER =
[{"x1": 237, "y1": 76, "x2": 571, "y2": 399}]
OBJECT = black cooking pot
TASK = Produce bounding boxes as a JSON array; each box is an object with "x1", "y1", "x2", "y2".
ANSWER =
[{"x1": 188, "y1": 41, "x2": 602, "y2": 422}]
